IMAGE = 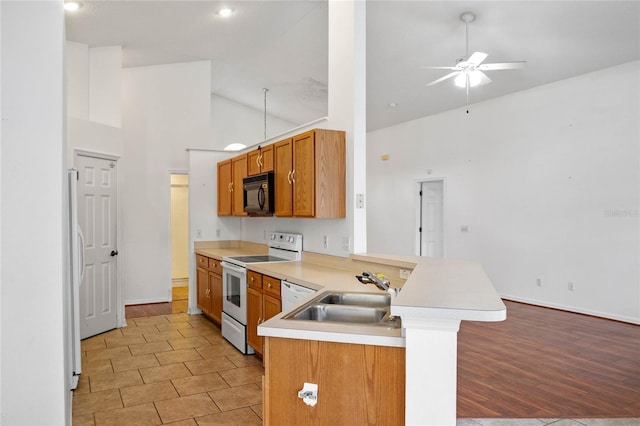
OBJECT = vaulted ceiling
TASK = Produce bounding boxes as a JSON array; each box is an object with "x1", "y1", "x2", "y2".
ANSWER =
[{"x1": 65, "y1": 1, "x2": 640, "y2": 132}]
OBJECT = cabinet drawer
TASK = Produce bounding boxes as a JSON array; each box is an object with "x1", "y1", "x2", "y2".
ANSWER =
[
  {"x1": 247, "y1": 270, "x2": 263, "y2": 290},
  {"x1": 208, "y1": 258, "x2": 221, "y2": 274},
  {"x1": 196, "y1": 254, "x2": 209, "y2": 269},
  {"x1": 263, "y1": 275, "x2": 281, "y2": 298}
]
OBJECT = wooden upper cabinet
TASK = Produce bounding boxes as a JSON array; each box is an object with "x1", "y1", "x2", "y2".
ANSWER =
[
  {"x1": 292, "y1": 131, "x2": 316, "y2": 217},
  {"x1": 274, "y1": 129, "x2": 345, "y2": 218},
  {"x1": 217, "y1": 159, "x2": 232, "y2": 216},
  {"x1": 218, "y1": 128, "x2": 345, "y2": 219},
  {"x1": 218, "y1": 154, "x2": 248, "y2": 216},
  {"x1": 248, "y1": 145, "x2": 274, "y2": 176},
  {"x1": 231, "y1": 154, "x2": 248, "y2": 216},
  {"x1": 274, "y1": 138, "x2": 294, "y2": 217}
]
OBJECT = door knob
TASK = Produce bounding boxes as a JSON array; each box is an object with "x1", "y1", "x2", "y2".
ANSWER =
[{"x1": 110, "y1": 250, "x2": 119, "y2": 256}]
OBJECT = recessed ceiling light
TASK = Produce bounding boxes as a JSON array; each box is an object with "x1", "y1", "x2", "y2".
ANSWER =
[
  {"x1": 217, "y1": 8, "x2": 235, "y2": 18},
  {"x1": 64, "y1": 1, "x2": 82, "y2": 11}
]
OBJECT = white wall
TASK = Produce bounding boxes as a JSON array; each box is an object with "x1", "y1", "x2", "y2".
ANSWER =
[
  {"x1": 239, "y1": 0, "x2": 367, "y2": 257},
  {"x1": 187, "y1": 150, "x2": 242, "y2": 312},
  {"x1": 89, "y1": 46, "x2": 122, "y2": 127},
  {"x1": 211, "y1": 94, "x2": 296, "y2": 150},
  {"x1": 1, "y1": 1, "x2": 68, "y2": 424},
  {"x1": 122, "y1": 61, "x2": 212, "y2": 304},
  {"x1": 66, "y1": 42, "x2": 121, "y2": 127},
  {"x1": 367, "y1": 61, "x2": 640, "y2": 323}
]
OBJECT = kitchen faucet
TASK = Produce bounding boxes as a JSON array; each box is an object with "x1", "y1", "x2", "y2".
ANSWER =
[{"x1": 356, "y1": 271, "x2": 400, "y2": 297}]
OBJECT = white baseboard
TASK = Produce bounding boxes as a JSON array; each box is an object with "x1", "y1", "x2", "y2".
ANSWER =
[
  {"x1": 124, "y1": 297, "x2": 171, "y2": 306},
  {"x1": 500, "y1": 294, "x2": 640, "y2": 325}
]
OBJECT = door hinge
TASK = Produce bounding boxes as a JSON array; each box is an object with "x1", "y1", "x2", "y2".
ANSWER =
[
  {"x1": 419, "y1": 227, "x2": 422, "y2": 233},
  {"x1": 419, "y1": 190, "x2": 423, "y2": 196}
]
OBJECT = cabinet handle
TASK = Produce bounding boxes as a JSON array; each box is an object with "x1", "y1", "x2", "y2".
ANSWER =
[
  {"x1": 230, "y1": 182, "x2": 233, "y2": 192},
  {"x1": 267, "y1": 282, "x2": 272, "y2": 288},
  {"x1": 256, "y1": 155, "x2": 261, "y2": 168},
  {"x1": 287, "y1": 170, "x2": 292, "y2": 184},
  {"x1": 259, "y1": 154, "x2": 263, "y2": 167},
  {"x1": 291, "y1": 169, "x2": 296, "y2": 184}
]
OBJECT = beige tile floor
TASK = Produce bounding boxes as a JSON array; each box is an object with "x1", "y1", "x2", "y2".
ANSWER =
[{"x1": 72, "y1": 313, "x2": 263, "y2": 425}]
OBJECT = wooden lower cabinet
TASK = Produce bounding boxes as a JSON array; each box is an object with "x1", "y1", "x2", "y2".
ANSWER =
[
  {"x1": 246, "y1": 286, "x2": 263, "y2": 354},
  {"x1": 246, "y1": 271, "x2": 281, "y2": 356},
  {"x1": 196, "y1": 254, "x2": 222, "y2": 324},
  {"x1": 263, "y1": 337, "x2": 405, "y2": 426}
]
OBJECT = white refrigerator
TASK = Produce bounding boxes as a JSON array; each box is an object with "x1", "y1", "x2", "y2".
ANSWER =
[{"x1": 67, "y1": 169, "x2": 83, "y2": 390}]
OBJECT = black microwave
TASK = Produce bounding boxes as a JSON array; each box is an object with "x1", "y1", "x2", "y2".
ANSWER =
[{"x1": 243, "y1": 172, "x2": 274, "y2": 215}]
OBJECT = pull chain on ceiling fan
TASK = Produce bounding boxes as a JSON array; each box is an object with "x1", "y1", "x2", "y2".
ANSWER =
[{"x1": 423, "y1": 11, "x2": 526, "y2": 113}]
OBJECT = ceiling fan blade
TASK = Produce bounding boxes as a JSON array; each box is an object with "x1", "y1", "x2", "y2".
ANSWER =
[
  {"x1": 479, "y1": 61, "x2": 526, "y2": 71},
  {"x1": 425, "y1": 71, "x2": 460, "y2": 87},
  {"x1": 421, "y1": 66, "x2": 459, "y2": 70},
  {"x1": 476, "y1": 71, "x2": 492, "y2": 86},
  {"x1": 467, "y1": 51, "x2": 488, "y2": 65}
]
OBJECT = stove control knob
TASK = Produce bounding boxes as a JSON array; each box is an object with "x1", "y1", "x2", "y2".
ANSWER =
[
  {"x1": 288, "y1": 236, "x2": 294, "y2": 243},
  {"x1": 270, "y1": 234, "x2": 276, "y2": 240}
]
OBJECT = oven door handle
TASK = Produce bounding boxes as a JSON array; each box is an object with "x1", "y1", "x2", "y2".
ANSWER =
[{"x1": 220, "y1": 261, "x2": 247, "y2": 275}]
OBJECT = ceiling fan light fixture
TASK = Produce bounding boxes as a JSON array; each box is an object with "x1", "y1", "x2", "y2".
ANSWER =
[{"x1": 454, "y1": 71, "x2": 482, "y2": 88}]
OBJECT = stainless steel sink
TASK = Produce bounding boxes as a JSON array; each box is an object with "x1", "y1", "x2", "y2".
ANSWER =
[
  {"x1": 282, "y1": 291, "x2": 400, "y2": 328},
  {"x1": 316, "y1": 292, "x2": 390, "y2": 308},
  {"x1": 288, "y1": 304, "x2": 388, "y2": 323}
]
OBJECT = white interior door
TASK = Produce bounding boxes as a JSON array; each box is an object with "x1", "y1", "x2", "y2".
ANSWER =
[
  {"x1": 420, "y1": 180, "x2": 444, "y2": 257},
  {"x1": 77, "y1": 154, "x2": 118, "y2": 339}
]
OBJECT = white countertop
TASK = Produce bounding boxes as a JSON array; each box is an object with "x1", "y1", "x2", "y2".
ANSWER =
[{"x1": 195, "y1": 246, "x2": 506, "y2": 347}]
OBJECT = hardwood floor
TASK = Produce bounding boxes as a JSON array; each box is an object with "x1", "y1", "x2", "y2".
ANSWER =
[
  {"x1": 457, "y1": 300, "x2": 640, "y2": 418},
  {"x1": 125, "y1": 287, "x2": 188, "y2": 319}
]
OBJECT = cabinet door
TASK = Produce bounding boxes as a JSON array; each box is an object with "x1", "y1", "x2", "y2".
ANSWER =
[
  {"x1": 246, "y1": 287, "x2": 263, "y2": 355},
  {"x1": 196, "y1": 266, "x2": 211, "y2": 315},
  {"x1": 217, "y1": 159, "x2": 232, "y2": 216},
  {"x1": 231, "y1": 154, "x2": 248, "y2": 216},
  {"x1": 209, "y1": 271, "x2": 222, "y2": 324},
  {"x1": 263, "y1": 294, "x2": 281, "y2": 323},
  {"x1": 247, "y1": 150, "x2": 261, "y2": 176},
  {"x1": 292, "y1": 131, "x2": 316, "y2": 217},
  {"x1": 274, "y1": 138, "x2": 293, "y2": 217},
  {"x1": 261, "y1": 144, "x2": 274, "y2": 173},
  {"x1": 264, "y1": 338, "x2": 405, "y2": 426}
]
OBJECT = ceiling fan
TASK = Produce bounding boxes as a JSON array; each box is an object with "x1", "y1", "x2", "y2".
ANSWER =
[{"x1": 424, "y1": 11, "x2": 526, "y2": 112}]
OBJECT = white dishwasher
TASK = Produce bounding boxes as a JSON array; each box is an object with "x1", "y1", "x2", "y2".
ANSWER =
[{"x1": 281, "y1": 281, "x2": 317, "y2": 311}]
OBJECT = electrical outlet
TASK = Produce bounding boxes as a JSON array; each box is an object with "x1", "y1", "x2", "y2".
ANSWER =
[
  {"x1": 568, "y1": 282, "x2": 575, "y2": 291},
  {"x1": 460, "y1": 226, "x2": 469, "y2": 233},
  {"x1": 399, "y1": 269, "x2": 411, "y2": 279},
  {"x1": 196, "y1": 228, "x2": 203, "y2": 238},
  {"x1": 536, "y1": 278, "x2": 542, "y2": 287},
  {"x1": 215, "y1": 229, "x2": 221, "y2": 238},
  {"x1": 323, "y1": 235, "x2": 329, "y2": 249},
  {"x1": 342, "y1": 236, "x2": 350, "y2": 251},
  {"x1": 263, "y1": 230, "x2": 267, "y2": 241}
]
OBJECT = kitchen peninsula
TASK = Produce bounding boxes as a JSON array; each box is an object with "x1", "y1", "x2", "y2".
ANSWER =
[{"x1": 195, "y1": 241, "x2": 506, "y2": 426}]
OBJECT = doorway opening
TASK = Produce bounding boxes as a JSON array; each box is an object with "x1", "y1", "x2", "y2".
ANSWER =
[
  {"x1": 417, "y1": 179, "x2": 445, "y2": 257},
  {"x1": 170, "y1": 173, "x2": 189, "y2": 313}
]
